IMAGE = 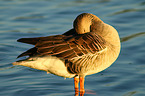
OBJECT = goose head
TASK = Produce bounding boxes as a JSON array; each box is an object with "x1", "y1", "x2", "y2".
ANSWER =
[
  {"x1": 73, "y1": 13, "x2": 103, "y2": 34},
  {"x1": 73, "y1": 13, "x2": 120, "y2": 54}
]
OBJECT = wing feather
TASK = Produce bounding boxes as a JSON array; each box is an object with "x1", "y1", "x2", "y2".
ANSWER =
[{"x1": 17, "y1": 32, "x2": 106, "y2": 60}]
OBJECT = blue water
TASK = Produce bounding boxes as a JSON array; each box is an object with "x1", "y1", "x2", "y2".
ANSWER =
[{"x1": 0, "y1": 0, "x2": 145, "y2": 96}]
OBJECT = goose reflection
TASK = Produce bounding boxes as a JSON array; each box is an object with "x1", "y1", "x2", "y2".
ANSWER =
[{"x1": 13, "y1": 13, "x2": 121, "y2": 95}]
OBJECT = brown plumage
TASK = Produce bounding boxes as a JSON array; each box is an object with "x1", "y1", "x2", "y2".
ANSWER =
[{"x1": 13, "y1": 13, "x2": 120, "y2": 95}]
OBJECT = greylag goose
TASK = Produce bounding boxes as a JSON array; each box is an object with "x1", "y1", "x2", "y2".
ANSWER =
[{"x1": 13, "y1": 13, "x2": 120, "y2": 95}]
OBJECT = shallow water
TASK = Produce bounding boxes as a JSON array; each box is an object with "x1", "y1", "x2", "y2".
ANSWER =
[{"x1": 0, "y1": 0, "x2": 145, "y2": 96}]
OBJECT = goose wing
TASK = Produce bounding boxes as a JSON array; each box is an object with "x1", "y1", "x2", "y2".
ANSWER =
[{"x1": 17, "y1": 32, "x2": 106, "y2": 60}]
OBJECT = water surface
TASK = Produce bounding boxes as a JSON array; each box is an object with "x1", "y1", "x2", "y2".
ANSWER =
[{"x1": 0, "y1": 0, "x2": 145, "y2": 96}]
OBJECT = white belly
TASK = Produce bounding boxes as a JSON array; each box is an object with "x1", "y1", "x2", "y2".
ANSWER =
[{"x1": 13, "y1": 56, "x2": 75, "y2": 78}]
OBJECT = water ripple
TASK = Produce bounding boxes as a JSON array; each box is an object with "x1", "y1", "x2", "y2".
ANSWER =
[{"x1": 0, "y1": 0, "x2": 145, "y2": 96}]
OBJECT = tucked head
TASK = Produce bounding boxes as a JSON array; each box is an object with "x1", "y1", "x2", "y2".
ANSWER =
[{"x1": 73, "y1": 13, "x2": 103, "y2": 34}]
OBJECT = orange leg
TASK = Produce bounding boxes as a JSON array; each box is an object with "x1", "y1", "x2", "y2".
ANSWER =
[
  {"x1": 79, "y1": 77, "x2": 85, "y2": 94},
  {"x1": 74, "y1": 77, "x2": 79, "y2": 94}
]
